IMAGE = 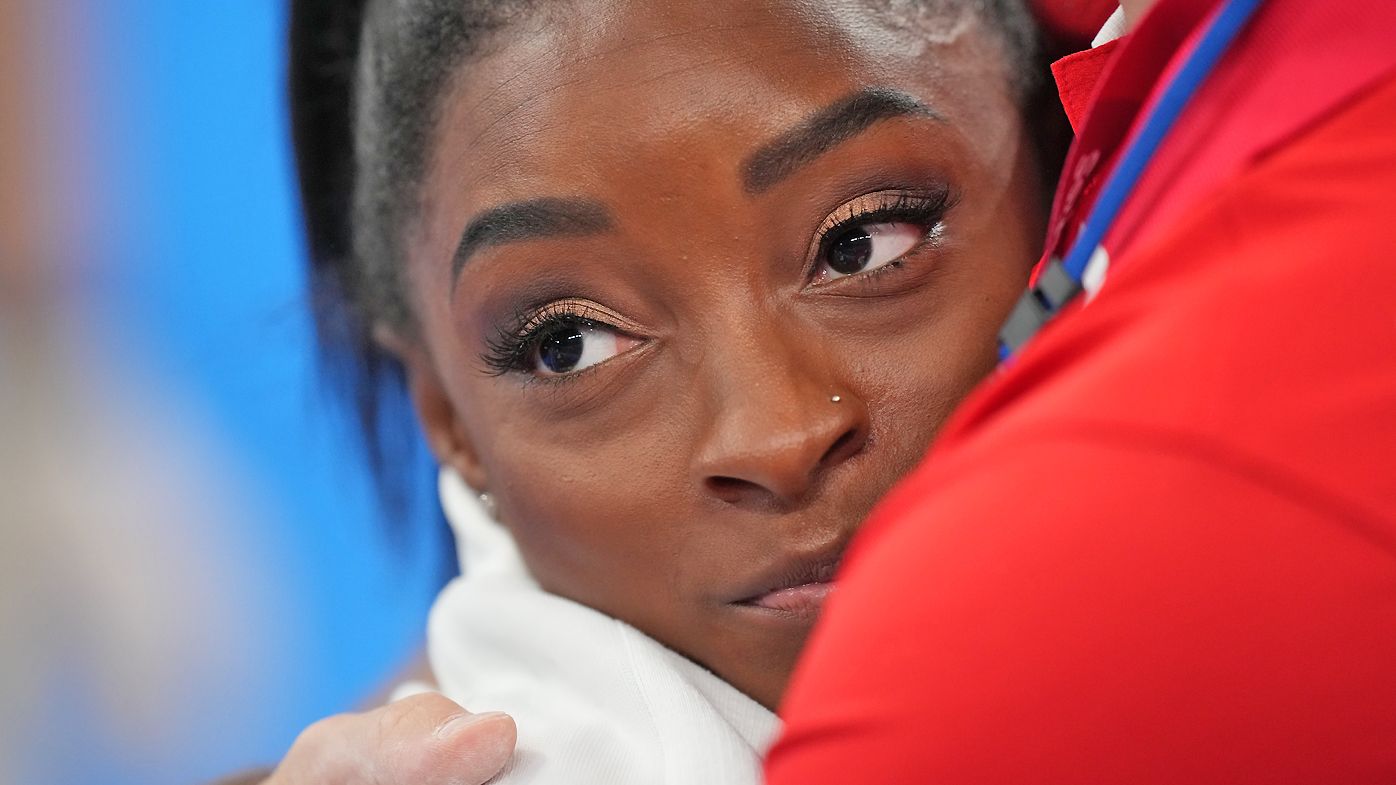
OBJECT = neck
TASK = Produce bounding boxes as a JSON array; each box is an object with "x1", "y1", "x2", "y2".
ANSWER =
[{"x1": 1121, "y1": 0, "x2": 1160, "y2": 31}]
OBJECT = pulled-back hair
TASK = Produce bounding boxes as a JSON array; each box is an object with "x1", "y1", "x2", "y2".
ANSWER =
[{"x1": 288, "y1": 0, "x2": 1045, "y2": 509}]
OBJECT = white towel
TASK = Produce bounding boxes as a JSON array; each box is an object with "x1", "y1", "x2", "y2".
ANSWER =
[{"x1": 425, "y1": 469, "x2": 780, "y2": 784}]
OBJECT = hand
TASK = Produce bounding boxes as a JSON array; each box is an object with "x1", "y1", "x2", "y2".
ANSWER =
[{"x1": 264, "y1": 693, "x2": 516, "y2": 785}]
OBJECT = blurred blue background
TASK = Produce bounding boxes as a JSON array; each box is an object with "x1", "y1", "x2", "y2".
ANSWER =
[{"x1": 3, "y1": 2, "x2": 451, "y2": 784}]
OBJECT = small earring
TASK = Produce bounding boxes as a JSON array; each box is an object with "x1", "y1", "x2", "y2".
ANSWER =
[
  {"x1": 830, "y1": 395, "x2": 842, "y2": 403},
  {"x1": 478, "y1": 492, "x2": 499, "y2": 520}
]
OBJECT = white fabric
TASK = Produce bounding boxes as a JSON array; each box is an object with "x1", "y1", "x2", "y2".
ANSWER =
[
  {"x1": 1093, "y1": 5, "x2": 1128, "y2": 47},
  {"x1": 1083, "y1": 244, "x2": 1111, "y2": 300},
  {"x1": 424, "y1": 469, "x2": 780, "y2": 784}
]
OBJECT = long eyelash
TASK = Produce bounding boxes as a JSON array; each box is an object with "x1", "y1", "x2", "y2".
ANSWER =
[
  {"x1": 481, "y1": 192, "x2": 952, "y2": 374},
  {"x1": 816, "y1": 189, "x2": 954, "y2": 260},
  {"x1": 481, "y1": 303, "x2": 616, "y2": 377}
]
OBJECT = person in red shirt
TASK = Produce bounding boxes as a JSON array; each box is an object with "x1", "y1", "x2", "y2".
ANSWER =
[
  {"x1": 250, "y1": 1, "x2": 1396, "y2": 782},
  {"x1": 766, "y1": 0, "x2": 1396, "y2": 781}
]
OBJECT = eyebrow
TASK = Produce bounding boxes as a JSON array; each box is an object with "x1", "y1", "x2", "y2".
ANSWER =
[
  {"x1": 452, "y1": 197, "x2": 612, "y2": 281},
  {"x1": 742, "y1": 88, "x2": 942, "y2": 195}
]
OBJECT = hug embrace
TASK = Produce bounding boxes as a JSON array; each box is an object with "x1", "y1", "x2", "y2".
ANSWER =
[{"x1": 265, "y1": 0, "x2": 1396, "y2": 782}]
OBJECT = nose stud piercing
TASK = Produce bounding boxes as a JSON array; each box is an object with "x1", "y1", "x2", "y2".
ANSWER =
[{"x1": 830, "y1": 395, "x2": 842, "y2": 403}]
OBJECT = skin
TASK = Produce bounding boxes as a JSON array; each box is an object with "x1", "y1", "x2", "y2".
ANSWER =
[
  {"x1": 259, "y1": 4, "x2": 1189, "y2": 776},
  {"x1": 265, "y1": 0, "x2": 1055, "y2": 781},
  {"x1": 255, "y1": 696, "x2": 517, "y2": 785},
  {"x1": 391, "y1": 0, "x2": 1045, "y2": 711}
]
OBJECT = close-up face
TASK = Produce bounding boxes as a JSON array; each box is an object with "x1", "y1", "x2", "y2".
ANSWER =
[{"x1": 382, "y1": 0, "x2": 1046, "y2": 710}]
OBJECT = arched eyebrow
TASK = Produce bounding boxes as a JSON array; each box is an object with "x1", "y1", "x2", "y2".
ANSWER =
[
  {"x1": 742, "y1": 88, "x2": 942, "y2": 195},
  {"x1": 449, "y1": 89, "x2": 935, "y2": 284},
  {"x1": 452, "y1": 197, "x2": 612, "y2": 282}
]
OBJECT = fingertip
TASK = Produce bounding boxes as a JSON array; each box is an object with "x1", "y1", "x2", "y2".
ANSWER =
[
  {"x1": 433, "y1": 709, "x2": 511, "y2": 739},
  {"x1": 438, "y1": 711, "x2": 518, "y2": 777}
]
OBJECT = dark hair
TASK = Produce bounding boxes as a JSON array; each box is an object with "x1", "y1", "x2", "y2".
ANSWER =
[
  {"x1": 288, "y1": 0, "x2": 1045, "y2": 509},
  {"x1": 289, "y1": 0, "x2": 428, "y2": 522}
]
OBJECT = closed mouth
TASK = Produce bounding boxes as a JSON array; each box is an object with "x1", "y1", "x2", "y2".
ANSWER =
[{"x1": 731, "y1": 547, "x2": 845, "y2": 617}]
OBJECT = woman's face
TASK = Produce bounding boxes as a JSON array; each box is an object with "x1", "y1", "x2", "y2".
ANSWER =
[{"x1": 396, "y1": 0, "x2": 1044, "y2": 709}]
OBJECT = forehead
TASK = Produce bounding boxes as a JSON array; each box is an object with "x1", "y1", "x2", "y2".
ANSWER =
[{"x1": 420, "y1": 0, "x2": 1004, "y2": 225}]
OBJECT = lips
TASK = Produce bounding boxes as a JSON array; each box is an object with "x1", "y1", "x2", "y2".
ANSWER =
[{"x1": 731, "y1": 546, "x2": 844, "y2": 617}]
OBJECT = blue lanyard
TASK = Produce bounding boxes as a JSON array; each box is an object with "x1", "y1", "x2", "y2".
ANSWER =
[{"x1": 997, "y1": 0, "x2": 1267, "y2": 362}]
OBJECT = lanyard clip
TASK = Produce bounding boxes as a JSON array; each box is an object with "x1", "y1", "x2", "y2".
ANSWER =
[{"x1": 997, "y1": 259, "x2": 1083, "y2": 360}]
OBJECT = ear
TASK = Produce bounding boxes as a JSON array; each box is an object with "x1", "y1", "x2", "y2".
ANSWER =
[{"x1": 374, "y1": 323, "x2": 491, "y2": 495}]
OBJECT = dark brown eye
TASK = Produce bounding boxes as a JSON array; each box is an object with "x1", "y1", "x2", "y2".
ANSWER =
[
  {"x1": 815, "y1": 222, "x2": 923, "y2": 284},
  {"x1": 535, "y1": 322, "x2": 587, "y2": 374},
  {"x1": 527, "y1": 319, "x2": 637, "y2": 376},
  {"x1": 828, "y1": 228, "x2": 873, "y2": 274}
]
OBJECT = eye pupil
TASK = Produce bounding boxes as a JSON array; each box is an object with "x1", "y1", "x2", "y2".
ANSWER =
[
  {"x1": 828, "y1": 229, "x2": 872, "y2": 274},
  {"x1": 537, "y1": 323, "x2": 586, "y2": 373}
]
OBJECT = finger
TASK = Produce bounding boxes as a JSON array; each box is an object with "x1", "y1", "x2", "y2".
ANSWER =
[
  {"x1": 270, "y1": 694, "x2": 516, "y2": 785},
  {"x1": 423, "y1": 708, "x2": 518, "y2": 784},
  {"x1": 373, "y1": 693, "x2": 517, "y2": 785}
]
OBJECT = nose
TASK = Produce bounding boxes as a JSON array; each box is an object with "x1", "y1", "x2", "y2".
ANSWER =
[{"x1": 693, "y1": 351, "x2": 869, "y2": 509}]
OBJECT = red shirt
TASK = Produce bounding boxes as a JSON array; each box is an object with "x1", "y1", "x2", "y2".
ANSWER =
[{"x1": 766, "y1": 1, "x2": 1396, "y2": 782}]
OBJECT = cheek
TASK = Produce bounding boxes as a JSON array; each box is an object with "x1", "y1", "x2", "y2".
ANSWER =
[
  {"x1": 856, "y1": 322, "x2": 996, "y2": 462},
  {"x1": 478, "y1": 422, "x2": 699, "y2": 614},
  {"x1": 841, "y1": 264, "x2": 1025, "y2": 464},
  {"x1": 906, "y1": 132, "x2": 1045, "y2": 396}
]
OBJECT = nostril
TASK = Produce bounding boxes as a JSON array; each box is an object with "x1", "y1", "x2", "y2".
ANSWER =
[
  {"x1": 820, "y1": 427, "x2": 863, "y2": 468},
  {"x1": 706, "y1": 475, "x2": 761, "y2": 503}
]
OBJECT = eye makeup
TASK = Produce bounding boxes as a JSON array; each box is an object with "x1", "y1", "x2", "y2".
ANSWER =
[
  {"x1": 481, "y1": 298, "x2": 640, "y2": 377},
  {"x1": 477, "y1": 184, "x2": 958, "y2": 383},
  {"x1": 807, "y1": 186, "x2": 955, "y2": 286}
]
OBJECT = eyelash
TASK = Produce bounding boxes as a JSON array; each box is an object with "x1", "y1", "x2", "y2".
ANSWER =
[
  {"x1": 810, "y1": 189, "x2": 953, "y2": 279},
  {"x1": 480, "y1": 188, "x2": 955, "y2": 378},
  {"x1": 481, "y1": 302, "x2": 618, "y2": 377}
]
